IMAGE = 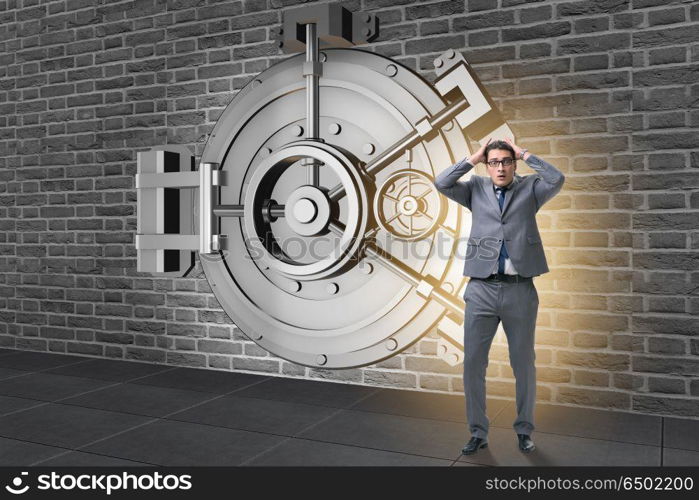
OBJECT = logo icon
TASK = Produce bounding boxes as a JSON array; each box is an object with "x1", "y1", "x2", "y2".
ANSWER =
[{"x1": 5, "y1": 472, "x2": 29, "y2": 495}]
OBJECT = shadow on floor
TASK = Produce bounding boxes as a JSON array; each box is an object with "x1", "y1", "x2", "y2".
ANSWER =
[{"x1": 0, "y1": 348, "x2": 696, "y2": 466}]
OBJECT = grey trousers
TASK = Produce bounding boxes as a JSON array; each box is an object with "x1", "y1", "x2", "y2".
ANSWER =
[{"x1": 462, "y1": 277, "x2": 539, "y2": 438}]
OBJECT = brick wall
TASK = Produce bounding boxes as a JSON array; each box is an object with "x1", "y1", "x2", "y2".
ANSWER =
[{"x1": 0, "y1": 0, "x2": 697, "y2": 418}]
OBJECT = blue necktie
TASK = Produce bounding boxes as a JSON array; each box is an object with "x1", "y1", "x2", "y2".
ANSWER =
[{"x1": 496, "y1": 186, "x2": 508, "y2": 273}]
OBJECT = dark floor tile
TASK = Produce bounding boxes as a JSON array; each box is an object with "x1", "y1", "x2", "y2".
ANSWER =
[
  {"x1": 0, "y1": 403, "x2": 152, "y2": 449},
  {"x1": 663, "y1": 447, "x2": 699, "y2": 466},
  {"x1": 664, "y1": 417, "x2": 699, "y2": 452},
  {"x1": 0, "y1": 351, "x2": 88, "y2": 372},
  {"x1": 492, "y1": 402, "x2": 661, "y2": 446},
  {"x1": 132, "y1": 367, "x2": 269, "y2": 394},
  {"x1": 247, "y1": 438, "x2": 453, "y2": 466},
  {"x1": 36, "y1": 451, "x2": 153, "y2": 467},
  {"x1": 350, "y1": 387, "x2": 508, "y2": 423},
  {"x1": 169, "y1": 395, "x2": 338, "y2": 436},
  {"x1": 46, "y1": 358, "x2": 174, "y2": 382},
  {"x1": 0, "y1": 437, "x2": 69, "y2": 466},
  {"x1": 235, "y1": 377, "x2": 379, "y2": 409},
  {"x1": 61, "y1": 383, "x2": 217, "y2": 418},
  {"x1": 457, "y1": 426, "x2": 661, "y2": 466},
  {"x1": 298, "y1": 409, "x2": 466, "y2": 460},
  {"x1": 0, "y1": 348, "x2": 18, "y2": 356},
  {"x1": 83, "y1": 419, "x2": 285, "y2": 466},
  {"x1": 0, "y1": 367, "x2": 26, "y2": 380},
  {"x1": 0, "y1": 372, "x2": 116, "y2": 402},
  {"x1": 0, "y1": 395, "x2": 45, "y2": 416}
]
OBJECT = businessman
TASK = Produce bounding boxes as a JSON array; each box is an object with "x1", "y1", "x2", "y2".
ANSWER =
[{"x1": 433, "y1": 138, "x2": 565, "y2": 454}]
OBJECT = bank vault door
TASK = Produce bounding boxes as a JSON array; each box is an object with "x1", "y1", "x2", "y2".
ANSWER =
[{"x1": 136, "y1": 4, "x2": 514, "y2": 369}]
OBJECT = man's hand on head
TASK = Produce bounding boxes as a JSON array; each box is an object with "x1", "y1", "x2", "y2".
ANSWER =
[{"x1": 468, "y1": 137, "x2": 492, "y2": 165}]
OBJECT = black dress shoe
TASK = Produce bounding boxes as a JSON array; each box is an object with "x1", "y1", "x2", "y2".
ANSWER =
[
  {"x1": 461, "y1": 436, "x2": 488, "y2": 455},
  {"x1": 517, "y1": 433, "x2": 535, "y2": 453}
]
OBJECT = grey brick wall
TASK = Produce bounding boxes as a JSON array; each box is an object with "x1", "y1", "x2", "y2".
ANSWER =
[{"x1": 0, "y1": 0, "x2": 697, "y2": 419}]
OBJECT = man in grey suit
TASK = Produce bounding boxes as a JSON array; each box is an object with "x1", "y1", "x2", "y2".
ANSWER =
[{"x1": 433, "y1": 137, "x2": 565, "y2": 454}]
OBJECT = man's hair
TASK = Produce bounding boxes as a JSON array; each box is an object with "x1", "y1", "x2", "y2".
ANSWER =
[{"x1": 484, "y1": 140, "x2": 515, "y2": 162}]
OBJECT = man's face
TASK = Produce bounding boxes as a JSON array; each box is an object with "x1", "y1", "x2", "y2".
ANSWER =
[{"x1": 486, "y1": 148, "x2": 516, "y2": 187}]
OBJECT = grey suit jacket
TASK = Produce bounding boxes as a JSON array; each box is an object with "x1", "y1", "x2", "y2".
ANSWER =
[{"x1": 433, "y1": 154, "x2": 565, "y2": 278}]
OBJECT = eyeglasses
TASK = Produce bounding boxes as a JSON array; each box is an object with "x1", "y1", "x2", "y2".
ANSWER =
[{"x1": 486, "y1": 158, "x2": 515, "y2": 168}]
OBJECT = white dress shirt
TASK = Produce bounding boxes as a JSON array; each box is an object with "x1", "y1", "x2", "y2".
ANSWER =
[{"x1": 493, "y1": 180, "x2": 518, "y2": 275}]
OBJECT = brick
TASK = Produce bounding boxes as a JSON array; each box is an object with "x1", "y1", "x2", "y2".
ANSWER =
[
  {"x1": 503, "y1": 21, "x2": 570, "y2": 42},
  {"x1": 405, "y1": 355, "x2": 461, "y2": 375},
  {"x1": 632, "y1": 315, "x2": 697, "y2": 336},
  {"x1": 557, "y1": 71, "x2": 629, "y2": 90},
  {"x1": 166, "y1": 323, "x2": 207, "y2": 337},
  {"x1": 633, "y1": 26, "x2": 699, "y2": 48},
  {"x1": 406, "y1": 1, "x2": 464, "y2": 19},
  {"x1": 309, "y1": 368, "x2": 363, "y2": 383},
  {"x1": 557, "y1": 387, "x2": 630, "y2": 409},
  {"x1": 231, "y1": 357, "x2": 279, "y2": 373},
  {"x1": 557, "y1": 212, "x2": 635, "y2": 229},
  {"x1": 521, "y1": 5, "x2": 552, "y2": 24},
  {"x1": 648, "y1": 337, "x2": 687, "y2": 355},
  {"x1": 633, "y1": 356, "x2": 699, "y2": 376},
  {"x1": 633, "y1": 395, "x2": 699, "y2": 417},
  {"x1": 557, "y1": 33, "x2": 630, "y2": 55},
  {"x1": 454, "y1": 11, "x2": 514, "y2": 31},
  {"x1": 573, "y1": 54, "x2": 609, "y2": 71},
  {"x1": 574, "y1": 16, "x2": 610, "y2": 33},
  {"x1": 648, "y1": 233, "x2": 686, "y2": 249},
  {"x1": 573, "y1": 332, "x2": 609, "y2": 348},
  {"x1": 648, "y1": 376, "x2": 685, "y2": 394},
  {"x1": 519, "y1": 42, "x2": 551, "y2": 59},
  {"x1": 198, "y1": 2, "x2": 242, "y2": 20},
  {"x1": 634, "y1": 66, "x2": 699, "y2": 87},
  {"x1": 557, "y1": 0, "x2": 630, "y2": 17},
  {"x1": 557, "y1": 351, "x2": 630, "y2": 370},
  {"x1": 167, "y1": 351, "x2": 206, "y2": 367},
  {"x1": 363, "y1": 370, "x2": 417, "y2": 388},
  {"x1": 635, "y1": 212, "x2": 699, "y2": 232},
  {"x1": 405, "y1": 35, "x2": 465, "y2": 55},
  {"x1": 574, "y1": 370, "x2": 610, "y2": 386}
]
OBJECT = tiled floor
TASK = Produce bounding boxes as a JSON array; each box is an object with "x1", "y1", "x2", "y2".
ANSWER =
[{"x1": 0, "y1": 348, "x2": 697, "y2": 467}]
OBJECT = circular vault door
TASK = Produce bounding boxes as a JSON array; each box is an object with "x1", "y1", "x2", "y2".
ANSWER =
[{"x1": 136, "y1": 45, "x2": 514, "y2": 368}]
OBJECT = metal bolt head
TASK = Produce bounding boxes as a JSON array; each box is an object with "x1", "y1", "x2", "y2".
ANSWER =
[
  {"x1": 292, "y1": 124, "x2": 304, "y2": 136},
  {"x1": 316, "y1": 354, "x2": 327, "y2": 365},
  {"x1": 328, "y1": 123, "x2": 341, "y2": 135},
  {"x1": 445, "y1": 48, "x2": 455, "y2": 59},
  {"x1": 359, "y1": 262, "x2": 373, "y2": 274},
  {"x1": 363, "y1": 143, "x2": 375, "y2": 155},
  {"x1": 434, "y1": 58, "x2": 443, "y2": 68},
  {"x1": 293, "y1": 198, "x2": 316, "y2": 223},
  {"x1": 385, "y1": 338, "x2": 398, "y2": 351},
  {"x1": 326, "y1": 282, "x2": 339, "y2": 295},
  {"x1": 385, "y1": 64, "x2": 397, "y2": 77}
]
